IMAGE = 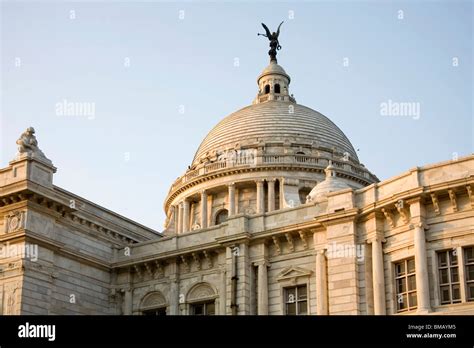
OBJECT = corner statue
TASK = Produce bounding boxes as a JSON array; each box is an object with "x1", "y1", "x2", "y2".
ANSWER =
[
  {"x1": 258, "y1": 21, "x2": 284, "y2": 62},
  {"x1": 16, "y1": 127, "x2": 46, "y2": 158}
]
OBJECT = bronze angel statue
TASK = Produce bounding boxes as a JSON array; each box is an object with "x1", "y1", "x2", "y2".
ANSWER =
[{"x1": 258, "y1": 21, "x2": 284, "y2": 62}]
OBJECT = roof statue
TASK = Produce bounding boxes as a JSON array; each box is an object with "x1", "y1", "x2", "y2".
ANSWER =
[
  {"x1": 258, "y1": 21, "x2": 284, "y2": 62},
  {"x1": 16, "y1": 127, "x2": 46, "y2": 158}
]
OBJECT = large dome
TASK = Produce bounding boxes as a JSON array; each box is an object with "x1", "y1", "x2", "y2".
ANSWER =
[
  {"x1": 164, "y1": 59, "x2": 378, "y2": 224},
  {"x1": 193, "y1": 101, "x2": 359, "y2": 165}
]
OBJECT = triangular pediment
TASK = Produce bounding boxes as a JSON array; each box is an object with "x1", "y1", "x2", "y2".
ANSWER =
[{"x1": 277, "y1": 266, "x2": 312, "y2": 281}]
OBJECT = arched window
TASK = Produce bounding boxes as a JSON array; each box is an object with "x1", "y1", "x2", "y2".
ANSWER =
[
  {"x1": 187, "y1": 283, "x2": 217, "y2": 315},
  {"x1": 140, "y1": 291, "x2": 167, "y2": 315},
  {"x1": 264, "y1": 85, "x2": 270, "y2": 94},
  {"x1": 299, "y1": 187, "x2": 312, "y2": 204},
  {"x1": 274, "y1": 84, "x2": 281, "y2": 94},
  {"x1": 215, "y1": 209, "x2": 229, "y2": 225}
]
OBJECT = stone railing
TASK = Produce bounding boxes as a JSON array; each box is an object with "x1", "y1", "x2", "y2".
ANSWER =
[
  {"x1": 294, "y1": 155, "x2": 319, "y2": 165},
  {"x1": 263, "y1": 154, "x2": 325, "y2": 166},
  {"x1": 263, "y1": 155, "x2": 286, "y2": 164},
  {"x1": 184, "y1": 169, "x2": 200, "y2": 181},
  {"x1": 169, "y1": 154, "x2": 375, "y2": 192},
  {"x1": 204, "y1": 161, "x2": 227, "y2": 173}
]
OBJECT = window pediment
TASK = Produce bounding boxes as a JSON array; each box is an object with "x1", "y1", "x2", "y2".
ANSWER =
[{"x1": 277, "y1": 266, "x2": 312, "y2": 283}]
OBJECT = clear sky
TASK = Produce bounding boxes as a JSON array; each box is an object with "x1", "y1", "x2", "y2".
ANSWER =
[{"x1": 1, "y1": 0, "x2": 472, "y2": 231}]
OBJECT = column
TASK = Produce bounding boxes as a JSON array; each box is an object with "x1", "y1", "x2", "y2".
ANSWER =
[
  {"x1": 267, "y1": 179, "x2": 276, "y2": 212},
  {"x1": 457, "y1": 246, "x2": 467, "y2": 302},
  {"x1": 123, "y1": 288, "x2": 133, "y2": 315},
  {"x1": 200, "y1": 190, "x2": 208, "y2": 229},
  {"x1": 228, "y1": 183, "x2": 236, "y2": 216},
  {"x1": 279, "y1": 178, "x2": 285, "y2": 209},
  {"x1": 220, "y1": 268, "x2": 227, "y2": 315},
  {"x1": 371, "y1": 237, "x2": 386, "y2": 315},
  {"x1": 173, "y1": 205, "x2": 179, "y2": 233},
  {"x1": 414, "y1": 222, "x2": 431, "y2": 313},
  {"x1": 177, "y1": 202, "x2": 183, "y2": 234},
  {"x1": 169, "y1": 260, "x2": 179, "y2": 315},
  {"x1": 256, "y1": 261, "x2": 269, "y2": 315},
  {"x1": 316, "y1": 250, "x2": 328, "y2": 315},
  {"x1": 256, "y1": 179, "x2": 265, "y2": 214},
  {"x1": 183, "y1": 199, "x2": 190, "y2": 233}
]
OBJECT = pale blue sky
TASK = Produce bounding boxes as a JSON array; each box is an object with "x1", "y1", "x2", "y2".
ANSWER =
[{"x1": 1, "y1": 1, "x2": 472, "y2": 230}]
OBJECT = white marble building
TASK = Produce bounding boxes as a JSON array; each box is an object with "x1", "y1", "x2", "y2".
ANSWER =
[{"x1": 0, "y1": 57, "x2": 473, "y2": 316}]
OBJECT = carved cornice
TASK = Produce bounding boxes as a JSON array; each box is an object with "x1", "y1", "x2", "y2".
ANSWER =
[
  {"x1": 1, "y1": 189, "x2": 139, "y2": 245},
  {"x1": 357, "y1": 187, "x2": 424, "y2": 217},
  {"x1": 357, "y1": 176, "x2": 474, "y2": 222},
  {"x1": 314, "y1": 208, "x2": 359, "y2": 226},
  {"x1": 20, "y1": 230, "x2": 110, "y2": 271},
  {"x1": 215, "y1": 232, "x2": 251, "y2": 247}
]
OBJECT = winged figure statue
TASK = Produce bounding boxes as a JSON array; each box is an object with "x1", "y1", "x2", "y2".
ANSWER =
[{"x1": 258, "y1": 21, "x2": 284, "y2": 62}]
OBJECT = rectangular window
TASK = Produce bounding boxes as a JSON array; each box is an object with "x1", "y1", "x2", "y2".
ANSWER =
[
  {"x1": 465, "y1": 247, "x2": 474, "y2": 302},
  {"x1": 284, "y1": 285, "x2": 307, "y2": 315},
  {"x1": 191, "y1": 301, "x2": 215, "y2": 315},
  {"x1": 395, "y1": 258, "x2": 417, "y2": 312},
  {"x1": 437, "y1": 250, "x2": 461, "y2": 304}
]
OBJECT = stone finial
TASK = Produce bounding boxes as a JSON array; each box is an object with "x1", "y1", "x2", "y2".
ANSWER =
[
  {"x1": 16, "y1": 127, "x2": 47, "y2": 159},
  {"x1": 324, "y1": 160, "x2": 336, "y2": 179}
]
